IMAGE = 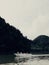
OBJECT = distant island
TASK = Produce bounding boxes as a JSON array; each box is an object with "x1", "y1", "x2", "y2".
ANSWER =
[
  {"x1": 0, "y1": 17, "x2": 49, "y2": 54},
  {"x1": 31, "y1": 35, "x2": 49, "y2": 54}
]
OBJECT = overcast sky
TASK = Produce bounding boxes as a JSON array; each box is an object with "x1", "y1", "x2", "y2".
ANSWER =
[{"x1": 0, "y1": 0, "x2": 49, "y2": 40}]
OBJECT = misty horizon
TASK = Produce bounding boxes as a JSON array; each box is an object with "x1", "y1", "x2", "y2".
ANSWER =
[{"x1": 0, "y1": 0, "x2": 49, "y2": 40}]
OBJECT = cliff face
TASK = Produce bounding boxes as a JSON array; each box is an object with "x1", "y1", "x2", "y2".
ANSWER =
[
  {"x1": 0, "y1": 17, "x2": 31, "y2": 54},
  {"x1": 0, "y1": 17, "x2": 49, "y2": 54}
]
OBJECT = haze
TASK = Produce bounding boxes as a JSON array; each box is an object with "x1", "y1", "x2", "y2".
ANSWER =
[{"x1": 0, "y1": 0, "x2": 49, "y2": 40}]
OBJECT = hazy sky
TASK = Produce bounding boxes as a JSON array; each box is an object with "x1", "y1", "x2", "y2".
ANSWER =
[{"x1": 0, "y1": 0, "x2": 49, "y2": 40}]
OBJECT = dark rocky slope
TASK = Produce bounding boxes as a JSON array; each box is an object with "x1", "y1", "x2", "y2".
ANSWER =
[
  {"x1": 0, "y1": 17, "x2": 32, "y2": 54},
  {"x1": 31, "y1": 35, "x2": 49, "y2": 54},
  {"x1": 0, "y1": 17, "x2": 49, "y2": 54}
]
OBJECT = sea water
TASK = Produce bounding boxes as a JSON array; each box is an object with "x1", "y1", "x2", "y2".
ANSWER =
[
  {"x1": 14, "y1": 53, "x2": 49, "y2": 65},
  {"x1": 0, "y1": 53, "x2": 49, "y2": 65}
]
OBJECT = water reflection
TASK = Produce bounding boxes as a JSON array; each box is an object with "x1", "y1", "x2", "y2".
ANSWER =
[
  {"x1": 0, "y1": 54, "x2": 49, "y2": 65},
  {"x1": 0, "y1": 54, "x2": 15, "y2": 64},
  {"x1": 15, "y1": 54, "x2": 49, "y2": 65},
  {"x1": 15, "y1": 53, "x2": 49, "y2": 63}
]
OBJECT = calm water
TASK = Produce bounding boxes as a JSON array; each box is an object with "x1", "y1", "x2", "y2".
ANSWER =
[
  {"x1": 14, "y1": 53, "x2": 49, "y2": 65},
  {"x1": 0, "y1": 54, "x2": 49, "y2": 65}
]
